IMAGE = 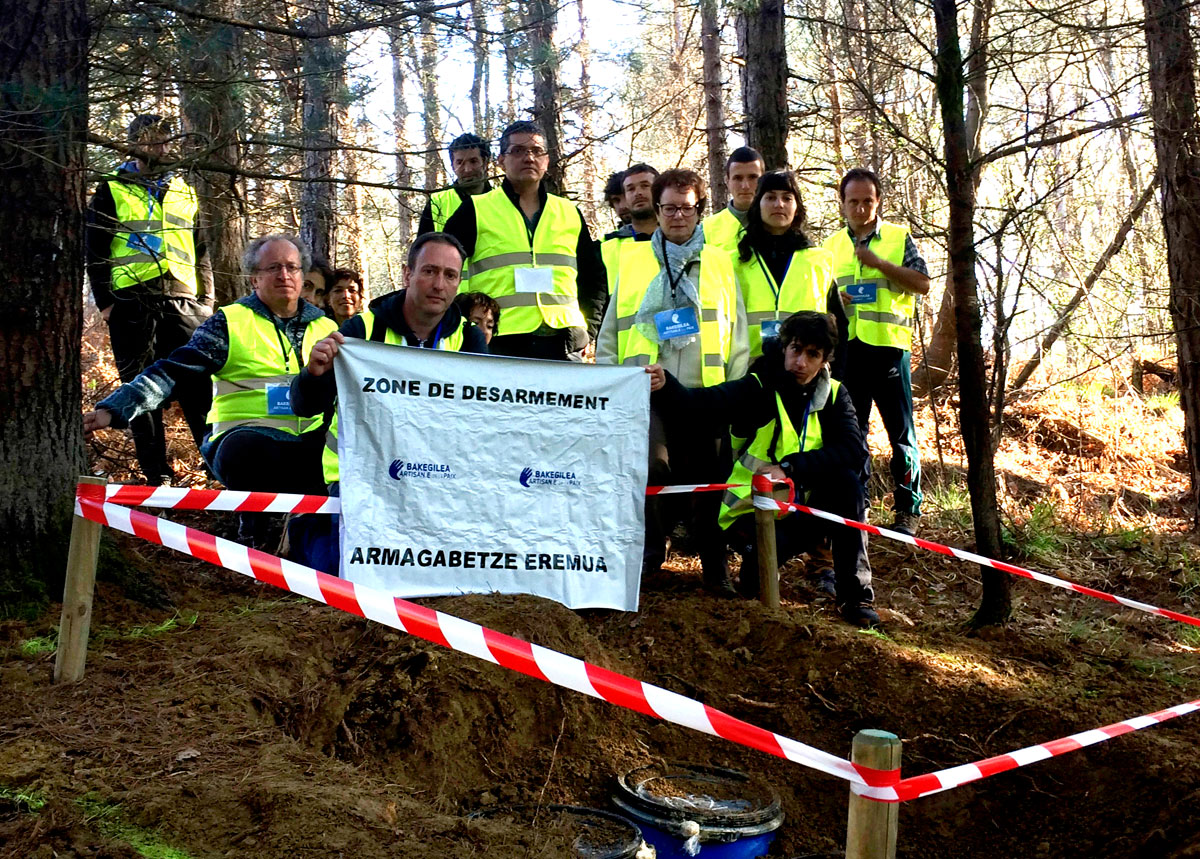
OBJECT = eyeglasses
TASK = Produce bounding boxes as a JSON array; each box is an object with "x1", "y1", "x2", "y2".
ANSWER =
[
  {"x1": 258, "y1": 263, "x2": 303, "y2": 275},
  {"x1": 658, "y1": 205, "x2": 698, "y2": 218},
  {"x1": 506, "y1": 145, "x2": 548, "y2": 159}
]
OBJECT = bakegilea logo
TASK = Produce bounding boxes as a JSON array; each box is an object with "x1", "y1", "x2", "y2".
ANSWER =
[
  {"x1": 388, "y1": 458, "x2": 456, "y2": 480},
  {"x1": 519, "y1": 466, "x2": 581, "y2": 488}
]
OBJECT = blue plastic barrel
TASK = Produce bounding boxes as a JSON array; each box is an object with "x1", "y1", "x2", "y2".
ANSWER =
[{"x1": 612, "y1": 763, "x2": 784, "y2": 858}]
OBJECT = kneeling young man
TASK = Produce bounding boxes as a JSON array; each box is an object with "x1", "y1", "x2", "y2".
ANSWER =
[{"x1": 649, "y1": 311, "x2": 879, "y2": 627}]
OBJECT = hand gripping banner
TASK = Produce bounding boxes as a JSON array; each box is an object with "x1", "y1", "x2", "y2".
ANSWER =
[{"x1": 334, "y1": 341, "x2": 650, "y2": 611}]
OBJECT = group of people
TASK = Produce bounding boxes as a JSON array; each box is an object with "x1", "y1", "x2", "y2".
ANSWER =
[{"x1": 83, "y1": 111, "x2": 934, "y2": 629}]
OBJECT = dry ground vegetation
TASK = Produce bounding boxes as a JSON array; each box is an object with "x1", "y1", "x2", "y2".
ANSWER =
[{"x1": 2, "y1": 319, "x2": 1200, "y2": 857}]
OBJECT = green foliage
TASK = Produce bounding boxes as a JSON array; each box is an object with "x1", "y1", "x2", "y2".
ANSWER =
[
  {"x1": 922, "y1": 479, "x2": 973, "y2": 531},
  {"x1": 0, "y1": 784, "x2": 48, "y2": 812},
  {"x1": 1004, "y1": 500, "x2": 1067, "y2": 561},
  {"x1": 97, "y1": 611, "x2": 199, "y2": 643},
  {"x1": 1144, "y1": 391, "x2": 1180, "y2": 415},
  {"x1": 78, "y1": 794, "x2": 195, "y2": 859},
  {"x1": 19, "y1": 634, "x2": 57, "y2": 657}
]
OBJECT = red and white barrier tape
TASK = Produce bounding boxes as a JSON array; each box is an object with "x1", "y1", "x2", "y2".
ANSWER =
[
  {"x1": 882, "y1": 697, "x2": 1200, "y2": 802},
  {"x1": 749, "y1": 476, "x2": 1200, "y2": 630},
  {"x1": 94, "y1": 483, "x2": 341, "y2": 514},
  {"x1": 72, "y1": 495, "x2": 897, "y2": 799},
  {"x1": 88, "y1": 482, "x2": 734, "y2": 513}
]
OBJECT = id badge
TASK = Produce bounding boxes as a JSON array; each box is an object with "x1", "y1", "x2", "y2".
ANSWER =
[
  {"x1": 846, "y1": 282, "x2": 878, "y2": 304},
  {"x1": 265, "y1": 383, "x2": 294, "y2": 416},
  {"x1": 514, "y1": 266, "x2": 554, "y2": 294},
  {"x1": 127, "y1": 232, "x2": 164, "y2": 254},
  {"x1": 760, "y1": 319, "x2": 782, "y2": 340},
  {"x1": 654, "y1": 306, "x2": 700, "y2": 340}
]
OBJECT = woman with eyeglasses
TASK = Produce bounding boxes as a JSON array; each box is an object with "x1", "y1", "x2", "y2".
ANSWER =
[
  {"x1": 734, "y1": 170, "x2": 847, "y2": 363},
  {"x1": 596, "y1": 168, "x2": 749, "y2": 597}
]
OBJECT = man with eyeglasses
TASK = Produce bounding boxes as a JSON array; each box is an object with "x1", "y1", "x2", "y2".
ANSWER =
[
  {"x1": 439, "y1": 120, "x2": 606, "y2": 360},
  {"x1": 84, "y1": 234, "x2": 338, "y2": 548},
  {"x1": 86, "y1": 114, "x2": 213, "y2": 485},
  {"x1": 596, "y1": 168, "x2": 749, "y2": 595}
]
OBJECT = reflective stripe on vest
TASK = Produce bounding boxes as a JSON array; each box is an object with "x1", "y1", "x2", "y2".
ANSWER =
[
  {"x1": 107, "y1": 175, "x2": 200, "y2": 293},
  {"x1": 207, "y1": 303, "x2": 338, "y2": 439},
  {"x1": 614, "y1": 241, "x2": 736, "y2": 387},
  {"x1": 466, "y1": 188, "x2": 586, "y2": 334},
  {"x1": 701, "y1": 208, "x2": 745, "y2": 253},
  {"x1": 320, "y1": 310, "x2": 468, "y2": 484},
  {"x1": 823, "y1": 221, "x2": 914, "y2": 349},
  {"x1": 733, "y1": 245, "x2": 834, "y2": 360},
  {"x1": 718, "y1": 374, "x2": 841, "y2": 529}
]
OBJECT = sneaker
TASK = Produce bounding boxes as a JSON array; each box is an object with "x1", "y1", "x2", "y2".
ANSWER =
[
  {"x1": 841, "y1": 602, "x2": 882, "y2": 629},
  {"x1": 891, "y1": 512, "x2": 920, "y2": 537},
  {"x1": 814, "y1": 568, "x2": 837, "y2": 599}
]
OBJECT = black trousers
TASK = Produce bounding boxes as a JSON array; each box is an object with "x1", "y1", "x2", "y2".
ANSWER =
[
  {"x1": 488, "y1": 328, "x2": 588, "y2": 362},
  {"x1": 645, "y1": 408, "x2": 729, "y2": 579},
  {"x1": 107, "y1": 292, "x2": 211, "y2": 482},
  {"x1": 730, "y1": 464, "x2": 874, "y2": 605}
]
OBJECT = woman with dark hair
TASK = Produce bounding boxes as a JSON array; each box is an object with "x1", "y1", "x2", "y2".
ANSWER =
[{"x1": 734, "y1": 171, "x2": 846, "y2": 361}]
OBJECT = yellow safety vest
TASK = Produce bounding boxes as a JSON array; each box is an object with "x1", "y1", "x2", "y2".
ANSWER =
[
  {"x1": 321, "y1": 308, "x2": 468, "y2": 484},
  {"x1": 824, "y1": 222, "x2": 914, "y2": 350},
  {"x1": 106, "y1": 174, "x2": 200, "y2": 293},
  {"x1": 428, "y1": 187, "x2": 471, "y2": 287},
  {"x1": 613, "y1": 241, "x2": 737, "y2": 387},
  {"x1": 207, "y1": 303, "x2": 337, "y2": 441},
  {"x1": 733, "y1": 246, "x2": 834, "y2": 360},
  {"x1": 601, "y1": 234, "x2": 626, "y2": 295},
  {"x1": 701, "y1": 207, "x2": 746, "y2": 253},
  {"x1": 466, "y1": 188, "x2": 587, "y2": 335},
  {"x1": 718, "y1": 373, "x2": 841, "y2": 529}
]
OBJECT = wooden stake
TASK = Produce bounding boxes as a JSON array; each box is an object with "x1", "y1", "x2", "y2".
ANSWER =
[
  {"x1": 752, "y1": 485, "x2": 780, "y2": 608},
  {"x1": 846, "y1": 729, "x2": 901, "y2": 859},
  {"x1": 54, "y1": 476, "x2": 105, "y2": 685}
]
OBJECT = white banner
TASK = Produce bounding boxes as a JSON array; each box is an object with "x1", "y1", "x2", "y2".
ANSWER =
[{"x1": 334, "y1": 339, "x2": 649, "y2": 611}]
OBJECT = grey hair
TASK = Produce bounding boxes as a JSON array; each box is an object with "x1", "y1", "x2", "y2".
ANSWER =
[{"x1": 241, "y1": 234, "x2": 312, "y2": 276}]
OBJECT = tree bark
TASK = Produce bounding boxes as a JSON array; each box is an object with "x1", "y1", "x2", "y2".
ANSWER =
[
  {"x1": 341, "y1": 119, "x2": 365, "y2": 271},
  {"x1": 701, "y1": 0, "x2": 728, "y2": 210},
  {"x1": 575, "y1": 0, "x2": 597, "y2": 226},
  {"x1": 300, "y1": 0, "x2": 339, "y2": 264},
  {"x1": 388, "y1": 25, "x2": 414, "y2": 245},
  {"x1": 736, "y1": 0, "x2": 788, "y2": 169},
  {"x1": 525, "y1": 0, "x2": 564, "y2": 192},
  {"x1": 470, "y1": 0, "x2": 490, "y2": 135},
  {"x1": 933, "y1": 0, "x2": 1009, "y2": 625},
  {"x1": 179, "y1": 0, "x2": 247, "y2": 304},
  {"x1": 1143, "y1": 0, "x2": 1200, "y2": 528},
  {"x1": 0, "y1": 0, "x2": 89, "y2": 606},
  {"x1": 417, "y1": 6, "x2": 443, "y2": 190},
  {"x1": 1009, "y1": 178, "x2": 1159, "y2": 392}
]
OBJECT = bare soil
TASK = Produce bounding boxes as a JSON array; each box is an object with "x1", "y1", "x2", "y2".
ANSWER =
[{"x1": 6, "y1": 353, "x2": 1200, "y2": 857}]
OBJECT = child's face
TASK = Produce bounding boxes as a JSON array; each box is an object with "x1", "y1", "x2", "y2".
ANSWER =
[
  {"x1": 783, "y1": 340, "x2": 827, "y2": 385},
  {"x1": 469, "y1": 308, "x2": 496, "y2": 342}
]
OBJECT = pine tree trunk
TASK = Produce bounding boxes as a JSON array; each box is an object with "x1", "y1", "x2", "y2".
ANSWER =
[
  {"x1": 575, "y1": 0, "x2": 598, "y2": 226},
  {"x1": 736, "y1": 0, "x2": 789, "y2": 169},
  {"x1": 701, "y1": 0, "x2": 728, "y2": 210},
  {"x1": 417, "y1": 7, "x2": 443, "y2": 190},
  {"x1": 1143, "y1": 0, "x2": 1200, "y2": 528},
  {"x1": 503, "y1": 1, "x2": 520, "y2": 125},
  {"x1": 933, "y1": 0, "x2": 1009, "y2": 625},
  {"x1": 470, "y1": 0, "x2": 489, "y2": 134},
  {"x1": 342, "y1": 120, "x2": 365, "y2": 272},
  {"x1": 0, "y1": 0, "x2": 89, "y2": 606},
  {"x1": 179, "y1": 0, "x2": 247, "y2": 304},
  {"x1": 389, "y1": 26, "x2": 414, "y2": 245},
  {"x1": 301, "y1": 0, "x2": 339, "y2": 264},
  {"x1": 525, "y1": 0, "x2": 564, "y2": 191}
]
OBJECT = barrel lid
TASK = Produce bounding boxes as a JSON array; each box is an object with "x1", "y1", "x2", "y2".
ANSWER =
[{"x1": 612, "y1": 762, "x2": 783, "y2": 837}]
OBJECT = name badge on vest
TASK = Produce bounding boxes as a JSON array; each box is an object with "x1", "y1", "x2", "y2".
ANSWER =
[
  {"x1": 846, "y1": 282, "x2": 878, "y2": 304},
  {"x1": 265, "y1": 383, "x2": 294, "y2": 416},
  {"x1": 514, "y1": 266, "x2": 554, "y2": 294},
  {"x1": 126, "y1": 232, "x2": 165, "y2": 255},
  {"x1": 654, "y1": 307, "x2": 700, "y2": 341},
  {"x1": 760, "y1": 319, "x2": 782, "y2": 340}
]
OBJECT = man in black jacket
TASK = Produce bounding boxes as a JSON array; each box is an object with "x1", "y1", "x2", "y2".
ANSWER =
[{"x1": 649, "y1": 311, "x2": 879, "y2": 627}]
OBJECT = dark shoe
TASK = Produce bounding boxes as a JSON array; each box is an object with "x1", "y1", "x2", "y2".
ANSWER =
[
  {"x1": 891, "y1": 512, "x2": 920, "y2": 537},
  {"x1": 736, "y1": 570, "x2": 760, "y2": 600},
  {"x1": 841, "y1": 602, "x2": 882, "y2": 628},
  {"x1": 703, "y1": 565, "x2": 738, "y2": 598},
  {"x1": 814, "y1": 568, "x2": 837, "y2": 599}
]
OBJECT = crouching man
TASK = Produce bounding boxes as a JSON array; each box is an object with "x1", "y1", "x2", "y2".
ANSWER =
[{"x1": 647, "y1": 311, "x2": 879, "y2": 627}]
